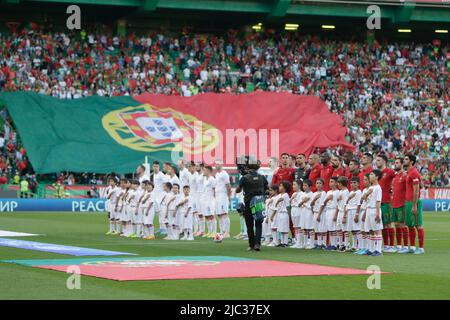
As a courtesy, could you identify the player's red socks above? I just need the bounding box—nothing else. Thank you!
[388,228,395,247]
[395,227,403,246]
[408,227,416,247]
[382,229,388,245]
[418,228,425,248]
[402,227,409,247]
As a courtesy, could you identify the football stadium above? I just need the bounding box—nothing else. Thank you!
[0,0,449,304]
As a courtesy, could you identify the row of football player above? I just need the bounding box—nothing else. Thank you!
[261,171,422,256]
[103,162,233,240]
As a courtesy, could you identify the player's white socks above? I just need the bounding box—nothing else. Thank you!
[344,232,349,248]
[149,225,154,237]
[136,224,142,236]
[281,233,288,245]
[375,235,383,252]
[211,217,217,234]
[271,230,278,245]
[193,214,198,233]
[300,230,306,247]
[109,222,114,232]
[337,231,343,247]
[199,216,205,234]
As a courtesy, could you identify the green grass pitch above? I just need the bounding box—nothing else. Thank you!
[0,211,450,300]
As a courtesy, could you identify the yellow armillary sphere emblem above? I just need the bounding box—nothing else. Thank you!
[102,103,220,154]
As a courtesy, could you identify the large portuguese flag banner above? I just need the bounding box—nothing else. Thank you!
[0,91,354,174]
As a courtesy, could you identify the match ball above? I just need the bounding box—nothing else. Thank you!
[214,233,223,243]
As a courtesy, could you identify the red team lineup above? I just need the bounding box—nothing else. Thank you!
[268,151,425,255]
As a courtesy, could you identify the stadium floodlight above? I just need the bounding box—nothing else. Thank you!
[285,23,299,31]
[435,29,448,34]
[398,29,412,33]
[252,23,262,31]
[321,25,335,29]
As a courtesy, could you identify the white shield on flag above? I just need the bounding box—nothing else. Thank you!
[136,117,184,141]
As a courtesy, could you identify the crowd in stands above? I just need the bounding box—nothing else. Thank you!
[0,25,448,188]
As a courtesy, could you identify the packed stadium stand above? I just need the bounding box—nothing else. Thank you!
[0,0,449,195]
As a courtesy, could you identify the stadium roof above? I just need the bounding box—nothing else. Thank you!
[0,0,449,23]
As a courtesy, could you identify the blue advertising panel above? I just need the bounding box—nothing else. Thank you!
[0,199,106,212]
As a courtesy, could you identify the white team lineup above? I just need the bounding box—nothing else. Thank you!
[103,157,385,256]
[104,159,233,241]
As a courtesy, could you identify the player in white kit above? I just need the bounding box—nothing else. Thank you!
[152,161,168,235]
[178,159,191,189]
[336,177,350,252]
[311,178,327,249]
[187,162,200,234]
[344,177,362,251]
[355,174,372,255]
[318,177,339,250]
[177,185,194,240]
[167,184,182,240]
[118,179,131,236]
[194,163,206,236]
[363,170,384,256]
[127,180,140,238]
[105,177,119,235]
[140,181,156,240]
[262,184,278,246]
[298,179,314,249]
[273,182,291,247]
[267,184,280,247]
[215,160,231,238]
[161,182,175,239]
[289,181,303,248]
[202,166,216,238]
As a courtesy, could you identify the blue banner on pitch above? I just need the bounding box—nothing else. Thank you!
[421,199,450,212]
[0,199,106,212]
[0,238,135,256]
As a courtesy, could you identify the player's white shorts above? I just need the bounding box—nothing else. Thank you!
[336,209,345,231]
[119,205,128,222]
[364,208,383,232]
[300,207,314,230]
[346,208,360,231]
[291,207,301,228]
[134,207,144,224]
[314,211,327,233]
[142,206,155,225]
[183,212,193,230]
[118,204,126,222]
[127,205,137,223]
[191,194,200,213]
[167,209,177,225]
[176,210,184,227]
[201,198,216,217]
[153,192,164,212]
[215,194,229,215]
[270,212,278,230]
[325,208,337,231]
[109,207,116,220]
[277,211,290,233]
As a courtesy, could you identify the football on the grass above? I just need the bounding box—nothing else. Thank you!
[214,233,223,243]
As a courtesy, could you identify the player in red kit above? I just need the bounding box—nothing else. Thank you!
[391,156,409,252]
[402,154,425,254]
[345,159,360,181]
[358,153,373,190]
[375,153,396,253]
[308,154,321,192]
[330,154,345,177]
[320,152,334,192]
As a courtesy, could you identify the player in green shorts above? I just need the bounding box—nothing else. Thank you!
[401,154,425,255]
[391,206,405,224]
[381,203,392,225]
[405,200,423,228]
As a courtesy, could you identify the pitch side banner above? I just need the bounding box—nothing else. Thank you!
[0,198,241,212]
[425,188,450,200]
[0,199,106,212]
[0,91,353,174]
[422,199,450,212]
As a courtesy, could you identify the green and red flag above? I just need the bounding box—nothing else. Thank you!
[0,91,353,174]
